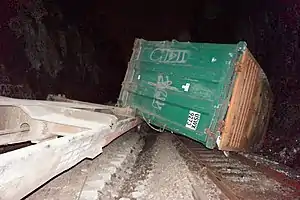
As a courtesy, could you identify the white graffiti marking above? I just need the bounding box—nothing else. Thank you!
[151,74,172,110]
[150,48,188,64]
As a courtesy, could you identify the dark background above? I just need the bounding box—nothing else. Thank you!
[0,0,299,170]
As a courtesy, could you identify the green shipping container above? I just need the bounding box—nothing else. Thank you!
[118,39,272,152]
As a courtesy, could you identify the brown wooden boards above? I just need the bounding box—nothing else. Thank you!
[220,49,273,151]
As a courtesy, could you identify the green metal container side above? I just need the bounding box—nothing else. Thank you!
[119,39,247,149]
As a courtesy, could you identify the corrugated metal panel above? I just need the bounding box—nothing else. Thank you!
[119,39,242,149]
[119,39,272,152]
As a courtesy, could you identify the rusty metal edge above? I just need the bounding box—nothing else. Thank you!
[232,153,300,196]
[175,136,242,200]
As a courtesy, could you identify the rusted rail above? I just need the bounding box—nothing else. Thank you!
[176,135,300,200]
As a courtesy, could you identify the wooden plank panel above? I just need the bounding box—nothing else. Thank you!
[219,52,247,148]
[220,49,272,151]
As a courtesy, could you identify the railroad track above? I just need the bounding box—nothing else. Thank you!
[24,131,300,200]
[175,135,300,200]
